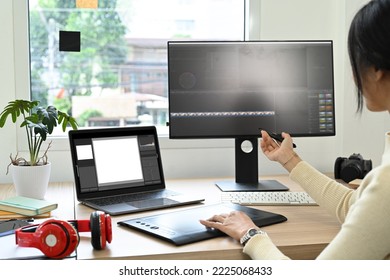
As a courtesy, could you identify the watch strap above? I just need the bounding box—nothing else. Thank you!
[240,228,266,246]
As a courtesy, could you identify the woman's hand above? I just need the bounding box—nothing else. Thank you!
[199,211,259,242]
[260,130,301,172]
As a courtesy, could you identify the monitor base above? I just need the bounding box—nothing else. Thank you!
[215,180,289,192]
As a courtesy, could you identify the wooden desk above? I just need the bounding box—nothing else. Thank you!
[0,175,341,260]
[74,175,341,260]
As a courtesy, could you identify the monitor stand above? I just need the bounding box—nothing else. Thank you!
[215,137,289,192]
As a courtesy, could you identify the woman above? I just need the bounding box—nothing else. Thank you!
[200,0,390,260]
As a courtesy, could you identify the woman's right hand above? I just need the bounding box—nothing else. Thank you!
[260,130,301,172]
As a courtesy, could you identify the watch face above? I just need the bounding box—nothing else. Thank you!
[248,228,258,236]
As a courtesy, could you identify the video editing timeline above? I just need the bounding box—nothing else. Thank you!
[170,88,335,134]
[170,92,333,135]
[169,87,334,136]
[170,111,275,118]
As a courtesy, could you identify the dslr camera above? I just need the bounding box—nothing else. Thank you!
[334,153,372,183]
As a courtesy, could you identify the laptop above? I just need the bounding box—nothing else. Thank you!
[68,126,204,215]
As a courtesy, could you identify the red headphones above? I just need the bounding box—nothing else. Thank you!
[15,211,112,259]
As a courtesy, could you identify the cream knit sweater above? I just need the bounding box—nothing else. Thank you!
[243,133,390,260]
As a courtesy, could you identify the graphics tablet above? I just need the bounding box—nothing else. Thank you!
[118,203,287,245]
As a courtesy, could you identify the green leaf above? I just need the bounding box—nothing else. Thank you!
[11,111,17,123]
[69,117,78,130]
[0,99,40,127]
[36,105,58,134]
[58,111,78,132]
[58,113,64,124]
[0,111,8,127]
[26,120,48,141]
[24,115,40,134]
[62,118,67,132]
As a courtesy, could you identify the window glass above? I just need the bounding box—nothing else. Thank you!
[28,0,245,135]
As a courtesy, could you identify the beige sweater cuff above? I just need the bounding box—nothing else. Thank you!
[243,233,290,260]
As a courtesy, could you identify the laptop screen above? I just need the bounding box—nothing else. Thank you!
[90,136,144,188]
[69,126,165,198]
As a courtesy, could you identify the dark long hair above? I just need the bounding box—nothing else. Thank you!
[348,0,390,112]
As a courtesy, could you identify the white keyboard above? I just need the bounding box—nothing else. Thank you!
[221,191,317,206]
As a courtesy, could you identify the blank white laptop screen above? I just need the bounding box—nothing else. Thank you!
[92,136,144,186]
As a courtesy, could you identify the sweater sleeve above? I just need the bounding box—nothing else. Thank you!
[243,232,291,260]
[315,163,390,259]
[289,161,355,223]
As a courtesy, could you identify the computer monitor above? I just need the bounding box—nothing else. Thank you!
[167,40,335,191]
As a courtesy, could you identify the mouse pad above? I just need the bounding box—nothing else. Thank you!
[118,203,287,245]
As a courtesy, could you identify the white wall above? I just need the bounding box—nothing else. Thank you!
[0,0,18,183]
[0,0,388,184]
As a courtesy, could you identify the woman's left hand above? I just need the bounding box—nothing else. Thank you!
[199,211,258,242]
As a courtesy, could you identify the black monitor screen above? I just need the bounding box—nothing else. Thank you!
[168,40,335,138]
[167,40,335,192]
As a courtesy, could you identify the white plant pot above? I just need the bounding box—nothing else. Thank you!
[10,162,51,200]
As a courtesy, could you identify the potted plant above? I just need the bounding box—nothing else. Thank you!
[0,99,78,199]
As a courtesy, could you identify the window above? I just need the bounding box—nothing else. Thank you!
[28,0,245,135]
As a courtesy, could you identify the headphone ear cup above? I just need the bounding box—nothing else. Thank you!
[90,211,112,250]
[90,211,106,250]
[34,220,79,259]
[105,214,112,244]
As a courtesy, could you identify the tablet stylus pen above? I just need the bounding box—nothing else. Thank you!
[259,128,297,148]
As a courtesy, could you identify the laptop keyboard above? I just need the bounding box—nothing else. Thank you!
[88,189,179,206]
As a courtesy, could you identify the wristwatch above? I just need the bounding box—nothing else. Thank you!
[240,228,266,246]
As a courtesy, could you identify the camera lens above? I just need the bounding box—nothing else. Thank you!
[340,164,362,183]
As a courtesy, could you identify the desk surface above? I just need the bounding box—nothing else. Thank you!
[0,175,342,260]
